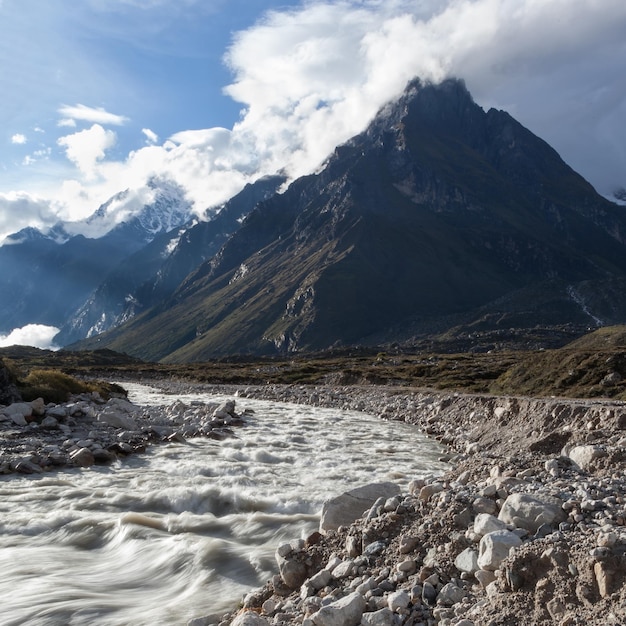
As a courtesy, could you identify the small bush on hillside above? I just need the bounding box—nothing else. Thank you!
[18,368,126,404]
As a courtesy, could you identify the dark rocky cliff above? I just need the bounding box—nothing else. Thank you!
[73,78,626,361]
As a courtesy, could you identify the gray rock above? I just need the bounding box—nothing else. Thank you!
[475,570,496,589]
[346,535,361,557]
[568,445,606,471]
[399,535,419,554]
[387,589,410,611]
[472,497,498,515]
[97,410,139,431]
[361,608,395,626]
[363,541,386,556]
[30,397,46,416]
[320,482,400,531]
[310,591,366,626]
[477,530,523,571]
[46,405,68,419]
[10,413,28,426]
[92,448,117,464]
[40,416,59,429]
[4,402,33,418]
[308,569,332,590]
[498,493,565,532]
[437,582,466,606]
[473,513,507,537]
[331,560,354,579]
[419,482,444,502]
[275,546,308,590]
[69,447,95,468]
[11,458,43,474]
[230,612,270,626]
[454,548,479,574]
[422,581,437,604]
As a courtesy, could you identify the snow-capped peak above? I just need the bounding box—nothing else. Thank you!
[64,177,194,240]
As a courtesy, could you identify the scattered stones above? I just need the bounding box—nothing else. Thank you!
[204,382,626,626]
[0,385,250,475]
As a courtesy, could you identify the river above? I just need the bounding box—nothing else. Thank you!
[0,382,447,625]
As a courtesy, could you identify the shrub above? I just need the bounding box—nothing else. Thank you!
[18,368,126,404]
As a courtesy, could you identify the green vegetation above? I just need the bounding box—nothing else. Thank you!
[1,353,127,404]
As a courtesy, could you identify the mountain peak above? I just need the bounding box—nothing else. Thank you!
[71,77,626,360]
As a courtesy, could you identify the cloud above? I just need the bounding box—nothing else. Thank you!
[11,133,27,144]
[0,324,60,350]
[220,0,626,194]
[0,192,57,243]
[142,128,158,144]
[57,124,117,179]
[5,0,625,243]
[58,103,129,126]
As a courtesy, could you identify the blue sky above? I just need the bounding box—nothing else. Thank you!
[1,0,297,191]
[1,0,626,246]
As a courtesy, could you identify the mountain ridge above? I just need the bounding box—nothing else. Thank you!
[70,78,626,360]
[0,179,194,335]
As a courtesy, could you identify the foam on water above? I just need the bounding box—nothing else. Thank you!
[0,382,447,625]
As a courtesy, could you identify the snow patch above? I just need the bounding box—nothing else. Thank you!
[567,286,603,327]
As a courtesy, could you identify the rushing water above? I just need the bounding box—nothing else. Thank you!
[0,383,447,626]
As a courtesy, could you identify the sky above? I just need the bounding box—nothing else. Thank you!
[1,0,625,250]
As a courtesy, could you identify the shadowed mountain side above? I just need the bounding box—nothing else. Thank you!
[55,176,284,345]
[70,78,626,361]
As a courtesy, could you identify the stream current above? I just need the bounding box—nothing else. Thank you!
[0,383,447,625]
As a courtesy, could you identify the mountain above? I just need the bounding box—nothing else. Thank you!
[71,78,626,361]
[0,179,193,335]
[54,175,284,345]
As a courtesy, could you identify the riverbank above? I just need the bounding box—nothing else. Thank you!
[3,377,626,624]
[0,387,249,475]
[190,382,626,626]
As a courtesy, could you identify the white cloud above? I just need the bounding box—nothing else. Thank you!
[0,324,60,350]
[11,133,27,144]
[4,0,625,243]
[219,0,626,194]
[57,124,117,179]
[58,103,129,126]
[0,191,57,243]
[142,128,158,144]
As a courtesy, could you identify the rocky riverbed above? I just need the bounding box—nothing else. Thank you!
[203,383,626,626]
[0,388,250,475]
[2,378,626,625]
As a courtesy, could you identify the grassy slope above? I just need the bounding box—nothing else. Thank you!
[6,326,626,402]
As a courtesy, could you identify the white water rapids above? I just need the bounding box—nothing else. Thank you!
[0,383,447,626]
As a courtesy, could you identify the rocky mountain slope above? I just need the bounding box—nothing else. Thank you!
[73,78,626,361]
[54,176,284,345]
[0,179,194,335]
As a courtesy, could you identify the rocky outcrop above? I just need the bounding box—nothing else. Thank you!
[0,390,251,475]
[0,362,21,405]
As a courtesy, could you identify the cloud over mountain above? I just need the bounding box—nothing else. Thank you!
[0,0,624,243]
